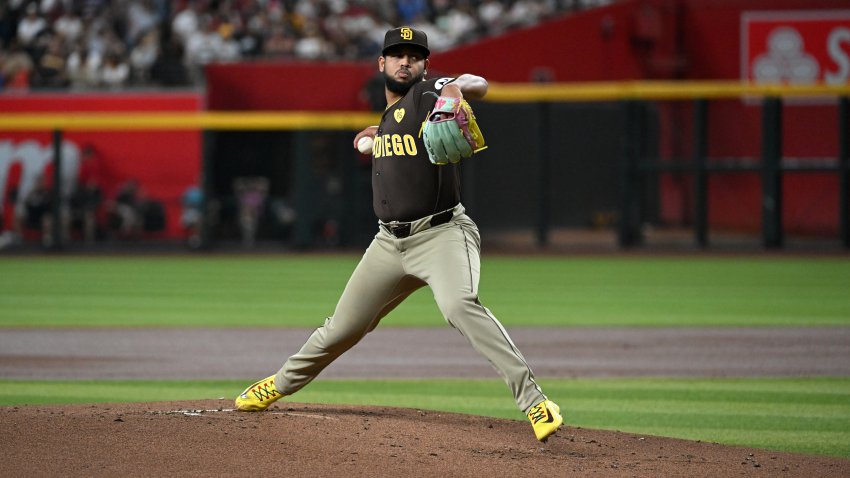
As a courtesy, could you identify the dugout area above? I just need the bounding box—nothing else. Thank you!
[203,100,632,249]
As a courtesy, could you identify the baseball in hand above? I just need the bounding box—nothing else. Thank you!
[357,136,374,154]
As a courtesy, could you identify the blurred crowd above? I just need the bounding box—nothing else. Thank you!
[0,0,611,90]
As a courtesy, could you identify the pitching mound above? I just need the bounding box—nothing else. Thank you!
[3,401,848,477]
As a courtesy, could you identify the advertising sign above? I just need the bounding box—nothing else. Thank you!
[742,10,850,84]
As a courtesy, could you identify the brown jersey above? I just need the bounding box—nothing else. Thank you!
[372,77,459,222]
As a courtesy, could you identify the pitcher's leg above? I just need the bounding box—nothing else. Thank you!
[277,237,424,395]
[407,218,547,413]
[441,294,546,413]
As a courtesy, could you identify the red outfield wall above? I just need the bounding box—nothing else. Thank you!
[0,93,202,239]
[206,62,374,111]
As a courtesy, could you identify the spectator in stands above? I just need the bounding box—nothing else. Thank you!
[477,0,506,35]
[17,3,46,47]
[233,176,268,248]
[100,50,129,88]
[126,0,161,47]
[86,23,125,60]
[0,0,596,90]
[71,145,104,244]
[409,13,450,51]
[436,2,479,48]
[23,172,55,248]
[263,23,295,59]
[149,35,190,86]
[172,0,203,45]
[396,0,429,24]
[107,178,144,239]
[294,19,332,60]
[363,9,395,53]
[0,40,34,90]
[240,7,270,57]
[505,0,553,30]
[39,0,64,19]
[32,34,69,88]
[66,39,101,89]
[129,28,159,84]
[78,0,109,19]
[184,14,224,80]
[180,184,203,248]
[54,8,84,46]
[214,13,242,63]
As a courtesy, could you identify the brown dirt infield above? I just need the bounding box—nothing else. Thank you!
[3,400,849,477]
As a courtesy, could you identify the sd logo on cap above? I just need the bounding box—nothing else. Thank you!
[382,26,430,58]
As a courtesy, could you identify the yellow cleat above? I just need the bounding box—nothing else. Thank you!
[235,375,284,411]
[527,399,563,442]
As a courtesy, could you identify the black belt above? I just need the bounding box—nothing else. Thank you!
[383,209,454,239]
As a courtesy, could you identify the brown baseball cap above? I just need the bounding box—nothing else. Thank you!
[382,26,430,58]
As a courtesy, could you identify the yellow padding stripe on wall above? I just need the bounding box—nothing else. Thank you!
[0,112,383,131]
[486,81,850,102]
[1,81,848,131]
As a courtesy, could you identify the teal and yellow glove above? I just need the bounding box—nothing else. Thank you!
[422,94,486,165]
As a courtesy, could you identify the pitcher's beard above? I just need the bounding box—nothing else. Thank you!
[384,70,425,95]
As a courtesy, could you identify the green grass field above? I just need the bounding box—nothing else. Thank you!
[1,255,848,327]
[1,255,849,458]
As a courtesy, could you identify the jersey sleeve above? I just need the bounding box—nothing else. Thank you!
[415,77,456,114]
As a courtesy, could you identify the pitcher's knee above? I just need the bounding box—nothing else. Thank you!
[437,295,482,326]
[316,315,371,349]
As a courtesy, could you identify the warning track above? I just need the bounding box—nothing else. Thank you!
[1,327,849,380]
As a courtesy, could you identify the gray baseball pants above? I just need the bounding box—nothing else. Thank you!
[275,204,547,414]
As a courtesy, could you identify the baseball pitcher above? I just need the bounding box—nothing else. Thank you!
[235,26,563,442]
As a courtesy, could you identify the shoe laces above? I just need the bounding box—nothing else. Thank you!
[528,403,549,425]
[249,380,280,401]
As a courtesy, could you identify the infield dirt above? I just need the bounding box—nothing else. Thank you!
[2,400,849,477]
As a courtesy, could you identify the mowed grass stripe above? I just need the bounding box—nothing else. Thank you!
[1,377,848,457]
[1,256,848,327]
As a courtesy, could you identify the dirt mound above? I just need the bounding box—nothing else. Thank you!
[2,401,848,477]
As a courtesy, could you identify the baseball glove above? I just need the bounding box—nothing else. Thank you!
[421,93,486,165]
